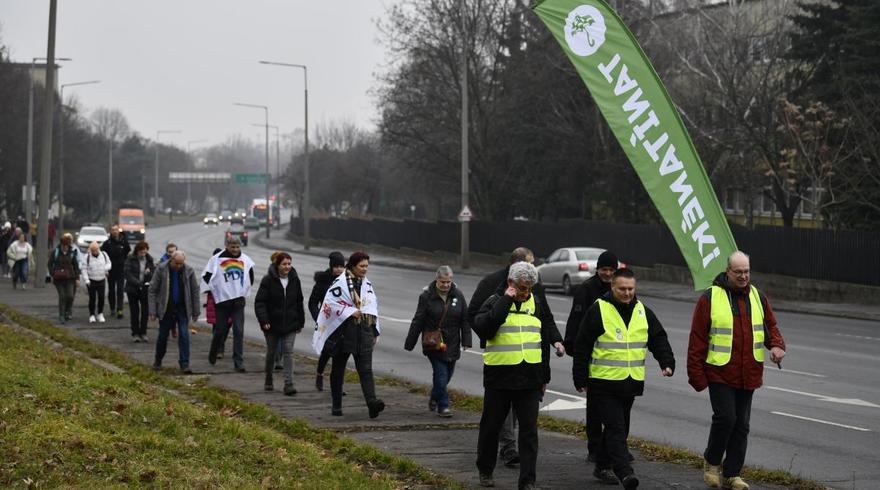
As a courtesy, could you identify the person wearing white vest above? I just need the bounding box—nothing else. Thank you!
[81,241,112,323]
[204,235,255,372]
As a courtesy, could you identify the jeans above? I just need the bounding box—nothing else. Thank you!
[476,387,541,487]
[87,279,106,315]
[127,289,149,336]
[155,305,191,368]
[264,331,296,386]
[211,301,245,368]
[12,259,28,285]
[107,270,125,312]
[54,280,76,320]
[593,393,636,480]
[428,356,456,410]
[705,383,754,477]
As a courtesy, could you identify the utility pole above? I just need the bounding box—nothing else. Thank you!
[460,0,470,269]
[35,0,58,288]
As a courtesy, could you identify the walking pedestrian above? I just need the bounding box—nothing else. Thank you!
[468,246,556,467]
[473,261,565,490]
[159,242,177,263]
[6,228,34,289]
[80,242,112,323]
[204,248,229,359]
[48,233,80,324]
[148,250,200,374]
[405,265,471,417]
[1,222,15,278]
[102,224,131,319]
[255,251,305,395]
[204,235,255,372]
[572,268,675,489]
[688,251,786,490]
[308,250,346,391]
[313,251,384,418]
[124,241,155,342]
[563,250,626,463]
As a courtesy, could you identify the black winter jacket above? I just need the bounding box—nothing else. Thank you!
[124,253,155,293]
[563,274,611,355]
[405,282,472,361]
[101,235,131,270]
[473,292,560,390]
[254,264,306,336]
[572,292,675,397]
[308,268,335,322]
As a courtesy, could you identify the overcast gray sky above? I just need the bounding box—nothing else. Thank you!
[1,0,396,147]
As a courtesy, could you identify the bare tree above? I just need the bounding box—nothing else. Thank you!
[90,107,130,143]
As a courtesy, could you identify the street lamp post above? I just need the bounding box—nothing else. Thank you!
[186,139,207,212]
[34,0,58,289]
[58,79,101,234]
[154,130,181,216]
[252,123,280,228]
[460,0,470,269]
[26,56,70,222]
[258,60,309,248]
[235,102,271,238]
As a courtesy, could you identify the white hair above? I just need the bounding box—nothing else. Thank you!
[508,261,538,285]
[727,250,750,267]
[436,265,453,278]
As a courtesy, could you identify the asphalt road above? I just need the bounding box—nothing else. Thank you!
[152,221,879,489]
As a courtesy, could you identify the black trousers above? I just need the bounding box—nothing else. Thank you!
[705,383,754,477]
[586,389,602,456]
[107,270,125,312]
[127,288,149,335]
[316,350,332,374]
[476,387,541,487]
[87,279,106,315]
[592,393,635,480]
[330,347,377,410]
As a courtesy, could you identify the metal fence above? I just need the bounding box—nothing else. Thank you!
[291,218,880,286]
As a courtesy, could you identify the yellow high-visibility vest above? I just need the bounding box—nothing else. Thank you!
[483,295,543,366]
[590,299,649,381]
[707,285,765,366]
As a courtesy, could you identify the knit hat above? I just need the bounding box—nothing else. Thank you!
[596,250,619,270]
[329,251,345,268]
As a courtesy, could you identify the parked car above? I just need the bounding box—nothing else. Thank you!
[537,247,624,295]
[243,216,260,230]
[75,225,109,253]
[225,223,248,246]
[219,209,234,222]
[203,213,220,225]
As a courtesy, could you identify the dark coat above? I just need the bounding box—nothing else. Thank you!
[148,262,201,320]
[308,268,335,322]
[405,282,472,361]
[335,275,379,355]
[473,292,559,390]
[101,235,131,270]
[254,264,306,336]
[124,252,155,293]
[48,245,81,283]
[563,274,611,355]
[572,292,675,397]
[687,272,785,392]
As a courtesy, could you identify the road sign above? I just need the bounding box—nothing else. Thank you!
[234,173,268,185]
[458,205,473,222]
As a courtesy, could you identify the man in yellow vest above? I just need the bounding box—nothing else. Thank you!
[473,261,564,490]
[572,268,675,489]
[687,251,786,490]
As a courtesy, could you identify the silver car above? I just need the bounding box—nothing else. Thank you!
[537,247,609,295]
[75,225,109,253]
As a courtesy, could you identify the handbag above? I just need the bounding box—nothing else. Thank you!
[421,301,449,352]
[51,251,72,281]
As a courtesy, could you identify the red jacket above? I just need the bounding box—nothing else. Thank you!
[687,273,786,392]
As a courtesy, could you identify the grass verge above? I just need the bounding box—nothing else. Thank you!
[0,304,463,489]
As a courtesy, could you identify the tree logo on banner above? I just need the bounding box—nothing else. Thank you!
[564,5,606,57]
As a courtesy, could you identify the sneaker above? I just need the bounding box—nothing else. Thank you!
[368,399,385,419]
[140,334,148,342]
[593,468,618,485]
[283,384,297,396]
[181,367,193,375]
[502,451,520,467]
[315,373,324,391]
[620,473,639,490]
[478,472,495,487]
[428,398,437,412]
[20,283,26,290]
[703,461,722,488]
[89,315,96,323]
[438,408,453,418]
[132,335,141,343]
[152,363,161,371]
[97,313,106,323]
[722,476,750,490]
[235,366,246,373]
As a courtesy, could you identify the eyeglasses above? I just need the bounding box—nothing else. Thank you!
[513,283,533,293]
[729,269,750,277]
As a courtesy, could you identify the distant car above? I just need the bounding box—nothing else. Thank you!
[537,247,624,295]
[75,225,109,253]
[203,213,219,226]
[234,208,247,220]
[225,224,248,246]
[219,209,234,222]
[243,216,260,230]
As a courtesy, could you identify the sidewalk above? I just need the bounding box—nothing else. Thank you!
[256,231,880,323]
[0,274,788,489]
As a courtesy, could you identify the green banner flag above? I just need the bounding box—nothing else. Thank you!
[532,0,737,289]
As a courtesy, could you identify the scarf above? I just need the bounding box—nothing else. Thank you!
[312,270,379,354]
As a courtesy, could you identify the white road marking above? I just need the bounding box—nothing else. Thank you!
[835,333,880,342]
[771,411,872,432]
[542,398,586,411]
[545,389,585,401]
[546,295,570,303]
[766,386,880,408]
[379,315,411,323]
[766,368,827,378]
